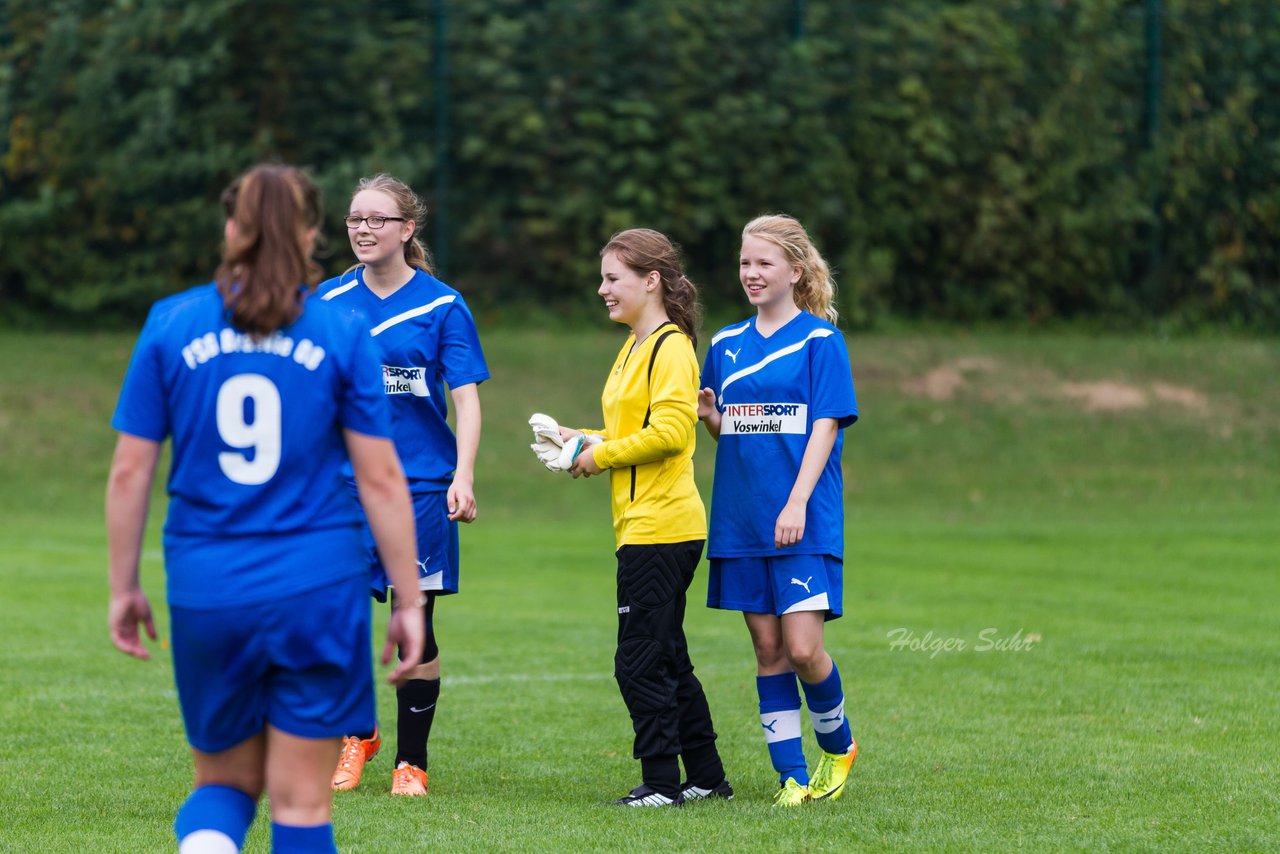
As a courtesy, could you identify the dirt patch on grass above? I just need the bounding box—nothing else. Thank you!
[1059,381,1149,412]
[1057,380,1209,413]
[900,357,999,401]
[900,357,1211,415]
[1151,382,1209,412]
[952,356,1001,373]
[903,366,966,401]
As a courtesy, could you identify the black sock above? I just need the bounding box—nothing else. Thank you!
[680,741,726,789]
[640,755,681,799]
[395,678,440,770]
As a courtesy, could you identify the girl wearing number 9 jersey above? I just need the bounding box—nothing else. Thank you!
[106,164,424,854]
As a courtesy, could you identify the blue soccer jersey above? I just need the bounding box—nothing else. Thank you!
[319,267,489,490]
[701,311,858,559]
[111,283,393,605]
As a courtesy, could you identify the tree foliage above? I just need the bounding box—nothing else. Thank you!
[2,0,1277,329]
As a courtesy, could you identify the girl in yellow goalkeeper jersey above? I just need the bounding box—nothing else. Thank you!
[560,228,732,807]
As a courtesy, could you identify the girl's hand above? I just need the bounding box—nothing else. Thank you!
[108,589,157,660]
[698,388,723,440]
[697,388,716,420]
[384,605,426,685]
[570,446,604,479]
[447,477,477,523]
[774,499,807,548]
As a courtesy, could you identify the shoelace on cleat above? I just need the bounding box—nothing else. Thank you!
[393,764,423,781]
[392,763,426,793]
[812,751,850,790]
[337,737,364,769]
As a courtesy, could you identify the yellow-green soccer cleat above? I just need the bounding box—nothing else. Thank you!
[772,776,810,807]
[808,739,858,801]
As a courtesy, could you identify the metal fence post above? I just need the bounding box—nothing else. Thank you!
[1143,0,1164,292]
[434,0,451,277]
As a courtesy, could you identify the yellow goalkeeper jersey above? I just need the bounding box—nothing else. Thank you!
[584,322,707,548]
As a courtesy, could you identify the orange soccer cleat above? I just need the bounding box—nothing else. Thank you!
[391,761,429,796]
[331,728,381,792]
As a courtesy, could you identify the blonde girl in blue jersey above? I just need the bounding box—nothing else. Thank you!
[107,163,424,854]
[698,214,859,807]
[561,228,732,807]
[319,175,489,797]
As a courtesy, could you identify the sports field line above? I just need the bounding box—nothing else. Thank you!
[444,664,740,686]
[445,671,612,686]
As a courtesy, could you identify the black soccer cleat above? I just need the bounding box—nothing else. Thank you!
[679,778,735,801]
[611,784,685,807]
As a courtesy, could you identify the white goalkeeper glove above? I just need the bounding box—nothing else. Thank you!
[528,413,601,473]
[528,412,563,446]
[531,433,584,472]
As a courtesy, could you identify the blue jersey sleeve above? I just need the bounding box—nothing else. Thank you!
[438,299,489,389]
[338,316,394,439]
[112,305,171,441]
[810,331,858,428]
[700,342,721,403]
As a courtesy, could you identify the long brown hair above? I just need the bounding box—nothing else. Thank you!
[601,228,701,347]
[353,174,433,274]
[216,164,323,336]
[742,214,838,325]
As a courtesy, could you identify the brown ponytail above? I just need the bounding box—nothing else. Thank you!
[216,164,323,337]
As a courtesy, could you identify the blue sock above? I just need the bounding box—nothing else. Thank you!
[800,661,854,755]
[271,822,337,854]
[174,784,256,852]
[757,672,808,786]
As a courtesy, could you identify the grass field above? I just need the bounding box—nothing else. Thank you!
[0,327,1277,852]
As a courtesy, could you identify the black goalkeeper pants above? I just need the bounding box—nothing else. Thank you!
[614,540,722,787]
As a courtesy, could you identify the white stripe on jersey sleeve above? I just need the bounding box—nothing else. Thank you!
[321,280,360,300]
[370,295,456,337]
[710,321,751,347]
[717,328,835,405]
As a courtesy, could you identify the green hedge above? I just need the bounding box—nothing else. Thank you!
[2,0,1277,328]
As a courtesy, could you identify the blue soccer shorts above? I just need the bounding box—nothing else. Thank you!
[707,553,844,620]
[362,489,459,602]
[170,572,376,753]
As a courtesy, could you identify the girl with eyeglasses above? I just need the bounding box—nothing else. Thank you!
[318,174,488,797]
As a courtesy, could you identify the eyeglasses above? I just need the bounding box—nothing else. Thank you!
[344,215,407,230]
